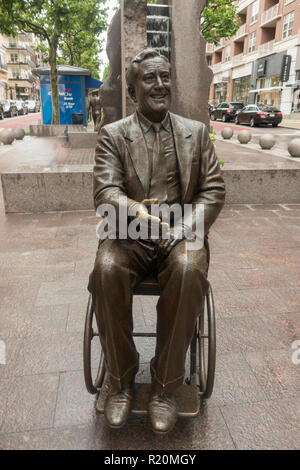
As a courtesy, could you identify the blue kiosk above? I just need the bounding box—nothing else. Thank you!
[33,65,102,126]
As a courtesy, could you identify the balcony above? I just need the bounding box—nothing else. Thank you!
[206,43,214,54]
[233,23,247,41]
[6,43,34,55]
[237,0,253,14]
[232,53,244,66]
[261,4,281,28]
[7,59,35,68]
[258,39,275,56]
[212,62,222,73]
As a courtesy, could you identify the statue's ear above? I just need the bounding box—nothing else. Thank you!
[128,85,137,103]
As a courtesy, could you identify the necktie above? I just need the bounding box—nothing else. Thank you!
[150,123,168,204]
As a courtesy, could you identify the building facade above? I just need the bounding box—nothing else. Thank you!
[207,0,300,115]
[0,35,8,101]
[0,32,42,102]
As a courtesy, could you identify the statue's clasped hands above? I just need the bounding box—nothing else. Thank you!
[135,198,170,234]
[135,199,186,256]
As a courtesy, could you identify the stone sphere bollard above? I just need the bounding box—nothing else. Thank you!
[0,129,14,145]
[221,127,233,140]
[238,130,251,144]
[259,134,275,150]
[12,127,25,140]
[288,138,300,158]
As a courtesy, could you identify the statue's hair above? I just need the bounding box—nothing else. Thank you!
[126,49,170,88]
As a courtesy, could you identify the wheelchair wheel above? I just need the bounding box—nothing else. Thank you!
[83,295,106,394]
[197,284,216,399]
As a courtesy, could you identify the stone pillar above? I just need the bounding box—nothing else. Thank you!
[170,0,212,128]
[123,0,147,117]
[100,8,122,126]
[101,0,147,126]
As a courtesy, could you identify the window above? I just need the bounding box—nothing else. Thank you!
[10,54,18,63]
[282,12,294,39]
[251,0,259,24]
[248,31,256,53]
[225,46,231,62]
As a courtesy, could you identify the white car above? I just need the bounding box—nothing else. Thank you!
[26,100,40,113]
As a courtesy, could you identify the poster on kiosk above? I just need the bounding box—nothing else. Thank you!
[40,73,86,125]
[38,66,102,126]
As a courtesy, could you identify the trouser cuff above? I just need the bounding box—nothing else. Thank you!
[150,361,184,395]
[107,358,139,392]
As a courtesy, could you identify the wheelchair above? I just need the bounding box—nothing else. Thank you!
[83,271,216,417]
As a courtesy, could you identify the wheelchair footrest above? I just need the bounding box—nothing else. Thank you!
[96,377,200,417]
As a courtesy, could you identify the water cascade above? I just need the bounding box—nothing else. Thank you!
[146,3,171,60]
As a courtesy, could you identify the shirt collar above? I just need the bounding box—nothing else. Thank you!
[137,111,170,134]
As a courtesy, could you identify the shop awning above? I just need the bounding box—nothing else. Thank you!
[85,76,103,89]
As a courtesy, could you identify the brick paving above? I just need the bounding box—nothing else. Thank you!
[0,191,299,449]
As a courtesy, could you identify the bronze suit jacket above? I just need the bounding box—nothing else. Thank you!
[93,112,226,236]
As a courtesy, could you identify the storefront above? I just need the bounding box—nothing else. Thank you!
[256,75,282,107]
[214,81,228,104]
[232,76,251,104]
[249,52,286,107]
[292,48,300,113]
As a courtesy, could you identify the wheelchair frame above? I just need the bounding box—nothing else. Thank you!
[83,280,216,404]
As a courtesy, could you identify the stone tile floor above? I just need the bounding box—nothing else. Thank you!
[0,195,299,449]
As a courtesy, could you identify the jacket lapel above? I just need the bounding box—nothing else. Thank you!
[124,112,149,197]
[169,113,194,202]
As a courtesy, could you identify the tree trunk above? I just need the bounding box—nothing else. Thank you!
[49,35,59,125]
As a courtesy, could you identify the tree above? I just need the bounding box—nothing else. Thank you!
[102,63,110,82]
[0,0,108,124]
[201,0,240,45]
[58,31,104,79]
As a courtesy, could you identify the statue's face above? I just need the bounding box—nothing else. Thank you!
[131,56,171,122]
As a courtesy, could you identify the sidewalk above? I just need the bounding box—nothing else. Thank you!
[0,182,299,448]
[281,119,300,130]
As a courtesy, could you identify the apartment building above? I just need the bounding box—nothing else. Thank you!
[0,32,40,101]
[0,35,8,101]
[207,0,300,115]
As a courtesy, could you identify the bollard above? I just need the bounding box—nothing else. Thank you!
[238,130,251,144]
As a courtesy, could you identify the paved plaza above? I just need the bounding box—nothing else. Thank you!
[0,176,299,449]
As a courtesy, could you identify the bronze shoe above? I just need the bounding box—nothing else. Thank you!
[148,392,178,434]
[104,383,134,429]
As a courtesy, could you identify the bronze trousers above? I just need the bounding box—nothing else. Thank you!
[88,238,209,394]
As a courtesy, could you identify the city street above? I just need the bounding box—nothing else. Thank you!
[0,113,41,131]
[210,119,300,136]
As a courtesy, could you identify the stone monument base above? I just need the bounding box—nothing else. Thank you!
[0,135,300,213]
[67,132,98,149]
[30,124,84,137]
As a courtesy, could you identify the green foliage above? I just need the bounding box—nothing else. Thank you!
[201,0,240,45]
[209,131,216,142]
[102,63,110,82]
[0,0,109,123]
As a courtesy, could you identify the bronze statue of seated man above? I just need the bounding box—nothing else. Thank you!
[88,49,225,434]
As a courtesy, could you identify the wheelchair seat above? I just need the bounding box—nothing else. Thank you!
[133,274,161,296]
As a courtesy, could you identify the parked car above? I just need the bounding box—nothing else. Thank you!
[2,100,18,118]
[15,100,28,115]
[234,104,282,127]
[26,100,40,113]
[210,102,244,122]
[0,102,4,120]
